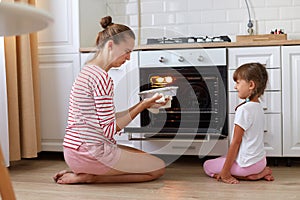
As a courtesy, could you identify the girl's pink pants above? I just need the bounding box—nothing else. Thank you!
[203,156,266,177]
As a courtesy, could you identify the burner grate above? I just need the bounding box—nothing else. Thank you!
[146,36,231,44]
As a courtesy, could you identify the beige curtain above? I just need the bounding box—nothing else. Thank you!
[4,0,41,161]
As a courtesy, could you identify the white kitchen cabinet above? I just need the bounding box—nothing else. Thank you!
[108,51,141,148]
[80,51,141,148]
[228,47,281,70]
[282,46,300,156]
[36,0,80,54]
[228,46,282,156]
[39,54,80,151]
[0,37,9,166]
[80,52,140,121]
[228,92,281,114]
[80,52,130,112]
[228,113,282,157]
[37,0,80,151]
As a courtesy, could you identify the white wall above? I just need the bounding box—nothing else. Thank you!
[79,0,107,47]
[0,37,10,167]
[100,0,300,44]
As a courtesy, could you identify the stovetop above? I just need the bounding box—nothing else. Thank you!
[146,36,231,45]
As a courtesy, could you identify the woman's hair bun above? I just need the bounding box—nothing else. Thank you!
[100,16,113,29]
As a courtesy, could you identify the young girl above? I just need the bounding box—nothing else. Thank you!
[203,62,274,184]
[53,16,168,184]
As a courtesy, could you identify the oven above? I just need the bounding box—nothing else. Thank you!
[125,43,229,156]
[138,54,227,137]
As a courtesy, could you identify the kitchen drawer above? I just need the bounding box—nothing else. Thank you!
[228,46,281,69]
[228,91,281,114]
[139,48,226,67]
[228,113,282,156]
[141,139,228,156]
[228,68,281,91]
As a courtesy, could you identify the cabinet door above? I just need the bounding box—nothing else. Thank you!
[228,68,281,91]
[228,46,282,156]
[124,52,140,128]
[263,114,282,156]
[109,52,140,147]
[229,114,281,156]
[0,37,9,166]
[36,0,79,54]
[39,54,80,151]
[228,91,281,114]
[228,46,281,69]
[109,63,128,113]
[80,52,141,146]
[80,52,139,115]
[282,46,300,156]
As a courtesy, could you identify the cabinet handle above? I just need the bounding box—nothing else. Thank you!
[172,146,196,150]
[198,55,204,62]
[263,107,267,110]
[178,56,184,62]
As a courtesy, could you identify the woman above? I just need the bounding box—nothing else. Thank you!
[53,16,167,184]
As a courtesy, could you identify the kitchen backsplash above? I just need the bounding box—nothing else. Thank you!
[82,0,300,46]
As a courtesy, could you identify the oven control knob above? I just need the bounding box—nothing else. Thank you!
[159,56,165,63]
[178,56,184,62]
[198,55,204,62]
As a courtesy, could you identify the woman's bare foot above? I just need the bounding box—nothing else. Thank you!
[246,167,274,181]
[53,170,95,184]
[53,170,72,182]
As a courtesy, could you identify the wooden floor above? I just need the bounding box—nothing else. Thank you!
[6,153,300,200]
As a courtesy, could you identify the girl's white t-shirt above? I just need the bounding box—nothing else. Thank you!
[232,102,266,167]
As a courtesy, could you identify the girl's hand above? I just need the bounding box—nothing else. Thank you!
[216,172,239,184]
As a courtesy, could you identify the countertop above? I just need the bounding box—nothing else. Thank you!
[79,39,300,53]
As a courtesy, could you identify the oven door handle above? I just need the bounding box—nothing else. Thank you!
[127,133,222,142]
[172,145,196,150]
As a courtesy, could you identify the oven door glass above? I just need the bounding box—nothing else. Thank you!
[139,66,227,137]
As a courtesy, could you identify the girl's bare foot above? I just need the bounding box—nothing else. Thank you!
[246,167,274,181]
[53,170,95,184]
[263,174,275,181]
[220,175,239,184]
[214,174,240,184]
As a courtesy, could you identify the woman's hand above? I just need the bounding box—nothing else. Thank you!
[142,93,170,109]
[116,94,170,131]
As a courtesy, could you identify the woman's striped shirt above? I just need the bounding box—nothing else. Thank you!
[63,65,117,150]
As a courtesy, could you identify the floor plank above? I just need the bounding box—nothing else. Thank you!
[6,153,300,200]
